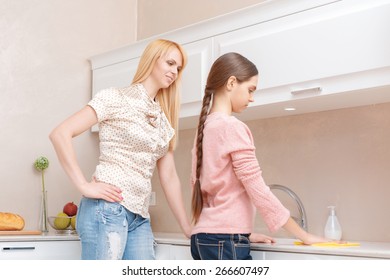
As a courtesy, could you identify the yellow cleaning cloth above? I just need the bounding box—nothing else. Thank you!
[294,241,360,247]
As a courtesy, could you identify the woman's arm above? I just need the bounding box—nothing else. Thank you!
[157,151,192,238]
[49,106,122,202]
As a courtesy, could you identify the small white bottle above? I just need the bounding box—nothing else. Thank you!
[324,206,342,240]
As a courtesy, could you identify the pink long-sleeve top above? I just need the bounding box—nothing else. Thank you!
[191,112,290,235]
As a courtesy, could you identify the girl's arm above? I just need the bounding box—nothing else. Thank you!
[282,217,329,244]
[157,151,192,238]
[49,106,122,202]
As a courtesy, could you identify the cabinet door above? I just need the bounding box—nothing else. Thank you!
[214,2,390,120]
[250,250,265,260]
[215,2,390,91]
[179,39,213,129]
[155,244,192,260]
[90,58,140,131]
[0,240,81,260]
[92,58,139,95]
[169,244,192,260]
[155,243,171,260]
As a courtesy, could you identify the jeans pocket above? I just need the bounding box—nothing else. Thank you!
[99,200,126,227]
[101,201,124,216]
[233,234,252,260]
[197,240,224,260]
[195,234,225,260]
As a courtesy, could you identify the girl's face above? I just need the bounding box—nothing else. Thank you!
[151,47,183,89]
[230,75,258,113]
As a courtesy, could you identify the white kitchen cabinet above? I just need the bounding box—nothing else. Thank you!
[92,58,139,97]
[215,2,390,92]
[179,39,213,128]
[155,243,192,260]
[250,250,265,260]
[89,0,390,130]
[91,57,140,132]
[0,240,81,260]
[214,0,390,122]
[155,243,171,260]
[169,244,193,260]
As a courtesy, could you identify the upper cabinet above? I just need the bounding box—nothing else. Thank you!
[91,57,140,132]
[214,0,390,123]
[179,39,213,129]
[89,0,390,130]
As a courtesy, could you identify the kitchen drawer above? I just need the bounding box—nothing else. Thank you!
[0,240,81,260]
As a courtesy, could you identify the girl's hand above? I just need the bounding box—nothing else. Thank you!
[79,178,123,202]
[301,233,330,245]
[249,233,276,244]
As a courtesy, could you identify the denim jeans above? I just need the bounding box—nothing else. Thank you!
[191,233,252,260]
[76,197,155,260]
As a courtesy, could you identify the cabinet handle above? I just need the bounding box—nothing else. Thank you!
[2,246,36,251]
[291,87,322,95]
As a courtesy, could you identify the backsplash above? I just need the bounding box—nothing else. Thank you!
[150,102,390,242]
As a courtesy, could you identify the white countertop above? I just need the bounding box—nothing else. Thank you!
[0,231,80,242]
[153,232,390,259]
[2,231,389,259]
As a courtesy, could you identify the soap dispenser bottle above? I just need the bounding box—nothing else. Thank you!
[324,206,342,240]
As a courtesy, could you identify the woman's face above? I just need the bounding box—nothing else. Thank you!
[230,75,258,113]
[151,47,183,89]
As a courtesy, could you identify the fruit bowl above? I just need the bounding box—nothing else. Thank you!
[48,216,77,235]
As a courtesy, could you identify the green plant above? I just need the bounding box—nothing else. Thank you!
[34,156,49,231]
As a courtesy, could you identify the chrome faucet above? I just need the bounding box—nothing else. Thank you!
[269,184,308,231]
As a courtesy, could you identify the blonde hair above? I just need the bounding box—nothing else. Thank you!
[132,39,187,150]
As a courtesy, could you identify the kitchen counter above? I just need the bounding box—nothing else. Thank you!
[154,232,390,259]
[0,231,80,242]
[2,231,388,259]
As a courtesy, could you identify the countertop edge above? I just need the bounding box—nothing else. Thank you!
[0,232,80,242]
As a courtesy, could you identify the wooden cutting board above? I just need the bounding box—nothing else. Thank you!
[0,230,42,235]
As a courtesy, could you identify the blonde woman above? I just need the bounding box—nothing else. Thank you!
[50,39,191,260]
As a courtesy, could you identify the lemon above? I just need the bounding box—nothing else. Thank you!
[54,212,70,230]
[70,216,76,230]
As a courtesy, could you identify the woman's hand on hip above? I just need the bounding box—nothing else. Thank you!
[78,178,123,202]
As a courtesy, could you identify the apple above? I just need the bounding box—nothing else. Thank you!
[63,202,78,216]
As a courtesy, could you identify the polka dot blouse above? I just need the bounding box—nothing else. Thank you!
[88,83,174,218]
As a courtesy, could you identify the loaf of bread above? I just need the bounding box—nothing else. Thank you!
[0,212,25,231]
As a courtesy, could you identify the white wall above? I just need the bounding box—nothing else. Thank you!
[0,0,137,230]
[137,0,266,39]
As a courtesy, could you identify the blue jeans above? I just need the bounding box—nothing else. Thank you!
[76,197,155,260]
[191,233,252,260]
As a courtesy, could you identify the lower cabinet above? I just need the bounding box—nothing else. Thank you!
[0,240,81,260]
[155,244,192,260]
